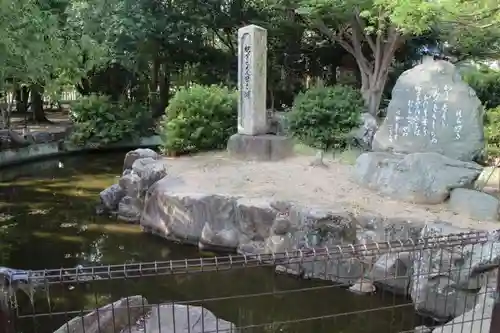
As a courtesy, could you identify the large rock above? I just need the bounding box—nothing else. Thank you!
[434,286,495,333]
[130,158,168,194]
[99,184,125,211]
[54,296,147,333]
[124,303,237,333]
[409,222,500,320]
[350,113,379,150]
[448,188,500,221]
[141,178,362,283]
[271,205,361,284]
[357,216,424,295]
[354,152,483,204]
[141,176,283,249]
[235,198,277,244]
[55,297,236,333]
[123,148,158,171]
[373,60,485,162]
[141,185,239,247]
[114,157,168,222]
[451,231,500,290]
[117,196,142,222]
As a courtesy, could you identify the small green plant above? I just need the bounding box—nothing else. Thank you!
[69,94,152,147]
[159,84,237,154]
[463,67,500,109]
[485,106,500,161]
[288,85,364,152]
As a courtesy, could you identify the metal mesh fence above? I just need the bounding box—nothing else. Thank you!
[1,230,498,333]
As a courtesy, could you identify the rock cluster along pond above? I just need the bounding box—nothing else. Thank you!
[100,148,500,331]
[354,59,500,221]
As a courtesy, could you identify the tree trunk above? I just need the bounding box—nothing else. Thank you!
[349,22,399,116]
[149,57,160,115]
[15,86,29,114]
[153,64,170,118]
[312,14,403,116]
[76,78,91,96]
[360,77,386,116]
[30,84,49,123]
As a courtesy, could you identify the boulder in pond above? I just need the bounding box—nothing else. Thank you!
[409,222,500,320]
[433,286,495,333]
[99,183,125,211]
[114,157,167,221]
[130,157,168,194]
[372,59,484,162]
[123,148,158,171]
[367,252,413,295]
[123,303,237,333]
[355,216,423,295]
[117,196,142,222]
[54,295,147,333]
[353,152,483,204]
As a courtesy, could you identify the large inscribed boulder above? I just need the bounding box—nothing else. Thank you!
[373,60,484,161]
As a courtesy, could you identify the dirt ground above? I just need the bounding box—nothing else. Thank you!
[160,150,500,231]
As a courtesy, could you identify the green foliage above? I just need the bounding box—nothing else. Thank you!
[159,84,237,154]
[485,106,500,159]
[0,0,63,87]
[69,94,151,146]
[462,67,500,109]
[288,85,364,150]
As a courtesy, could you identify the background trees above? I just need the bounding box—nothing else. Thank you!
[1,0,500,136]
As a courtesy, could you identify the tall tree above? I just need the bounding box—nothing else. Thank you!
[0,0,66,126]
[292,0,500,116]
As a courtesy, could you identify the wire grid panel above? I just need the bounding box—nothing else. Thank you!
[1,230,498,333]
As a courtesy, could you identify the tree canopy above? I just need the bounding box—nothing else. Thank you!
[1,0,500,123]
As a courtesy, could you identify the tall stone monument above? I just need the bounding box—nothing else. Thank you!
[227,24,293,161]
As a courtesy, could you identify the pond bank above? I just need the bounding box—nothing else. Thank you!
[0,153,418,333]
[0,135,161,168]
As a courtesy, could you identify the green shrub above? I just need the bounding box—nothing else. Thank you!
[485,106,500,160]
[463,67,500,109]
[159,84,237,154]
[69,94,152,146]
[288,85,364,151]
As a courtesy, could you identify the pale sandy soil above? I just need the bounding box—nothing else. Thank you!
[160,150,500,231]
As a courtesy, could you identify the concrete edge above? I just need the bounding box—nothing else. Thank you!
[0,135,162,168]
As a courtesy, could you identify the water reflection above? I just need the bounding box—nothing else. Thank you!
[0,152,418,333]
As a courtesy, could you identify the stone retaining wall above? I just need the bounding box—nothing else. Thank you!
[99,148,499,331]
[0,135,161,168]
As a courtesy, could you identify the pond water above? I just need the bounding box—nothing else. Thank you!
[0,152,419,333]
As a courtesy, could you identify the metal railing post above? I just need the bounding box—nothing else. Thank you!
[0,304,12,333]
[489,264,500,333]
